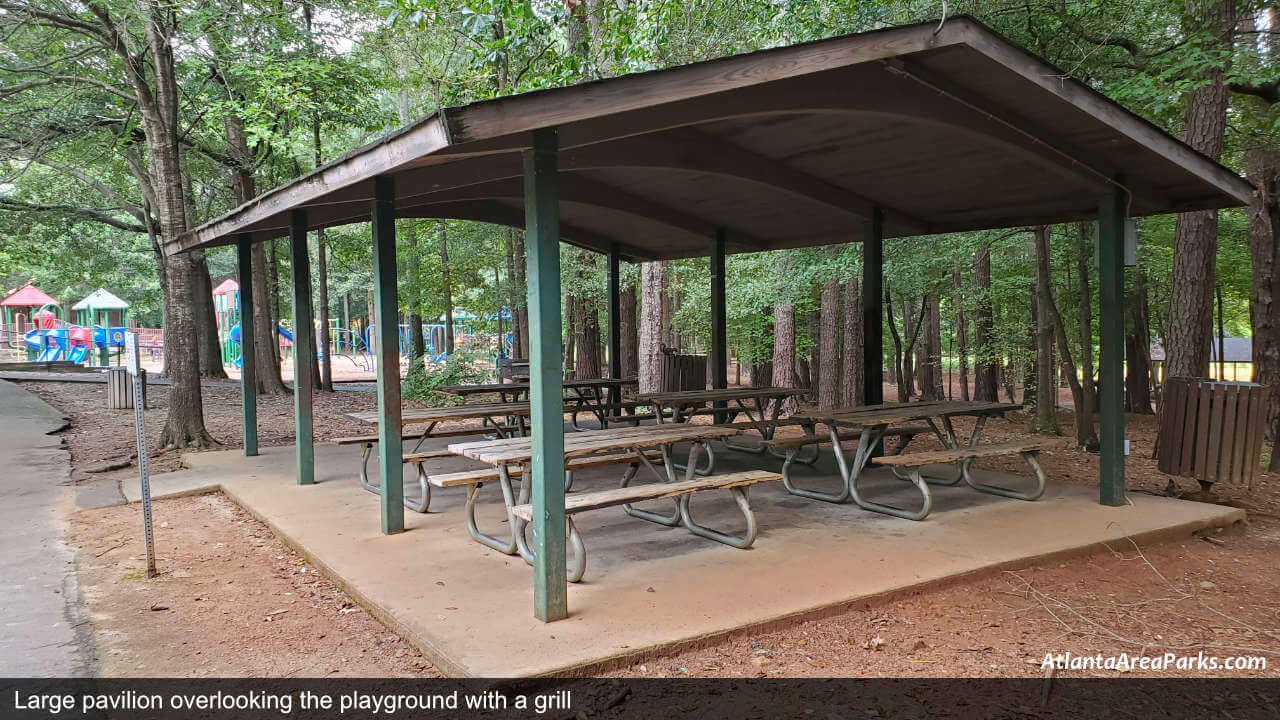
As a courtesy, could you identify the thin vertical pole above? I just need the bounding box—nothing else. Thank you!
[606,245,622,414]
[711,229,728,422]
[372,176,405,534]
[237,233,258,457]
[862,208,884,406]
[290,211,315,484]
[1098,187,1127,506]
[525,128,567,622]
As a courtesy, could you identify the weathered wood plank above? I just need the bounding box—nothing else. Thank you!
[509,470,782,521]
[873,440,1059,467]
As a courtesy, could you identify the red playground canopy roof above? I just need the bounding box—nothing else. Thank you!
[211,278,239,296]
[1,282,58,308]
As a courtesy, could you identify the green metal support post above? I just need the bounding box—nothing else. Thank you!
[372,176,405,534]
[711,229,728,422]
[606,245,622,414]
[862,208,884,406]
[1097,187,1127,506]
[525,128,568,622]
[237,233,258,457]
[290,210,315,484]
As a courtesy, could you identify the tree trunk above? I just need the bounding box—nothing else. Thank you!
[620,284,639,380]
[1033,227,1099,447]
[1025,285,1039,406]
[841,275,864,407]
[1126,271,1155,415]
[564,294,578,373]
[224,95,287,394]
[638,262,665,393]
[1164,0,1235,381]
[1246,147,1280,469]
[954,263,970,401]
[514,231,529,357]
[901,298,917,398]
[575,294,602,379]
[191,252,227,378]
[439,221,454,355]
[818,275,841,408]
[505,230,523,358]
[919,294,943,401]
[316,228,333,391]
[1031,226,1061,435]
[1074,223,1099,416]
[772,302,798,415]
[973,247,1000,401]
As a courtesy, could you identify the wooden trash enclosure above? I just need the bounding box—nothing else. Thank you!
[661,350,707,393]
[1157,378,1268,489]
[106,367,147,410]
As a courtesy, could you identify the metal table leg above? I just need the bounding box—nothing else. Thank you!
[679,486,758,548]
[846,424,933,520]
[621,443,689,526]
[961,450,1047,501]
[464,464,521,555]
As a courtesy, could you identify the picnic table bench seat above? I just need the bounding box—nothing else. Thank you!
[872,439,1054,504]
[333,425,519,513]
[509,469,783,583]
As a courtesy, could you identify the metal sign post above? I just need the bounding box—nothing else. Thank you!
[124,332,157,578]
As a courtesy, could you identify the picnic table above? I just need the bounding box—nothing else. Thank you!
[447,424,781,582]
[779,400,1033,520]
[634,387,811,474]
[436,377,636,430]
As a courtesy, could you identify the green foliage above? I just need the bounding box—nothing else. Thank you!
[401,348,492,405]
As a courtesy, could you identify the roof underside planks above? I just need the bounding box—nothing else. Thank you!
[171,16,1254,263]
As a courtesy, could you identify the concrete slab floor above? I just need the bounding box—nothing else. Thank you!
[128,438,1246,677]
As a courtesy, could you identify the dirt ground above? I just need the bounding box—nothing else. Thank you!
[68,493,437,677]
[20,375,1280,678]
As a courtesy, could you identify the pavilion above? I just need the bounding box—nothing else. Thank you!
[171,16,1254,622]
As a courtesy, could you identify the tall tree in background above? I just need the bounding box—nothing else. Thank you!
[817,255,841,408]
[841,274,864,407]
[638,262,665,393]
[972,246,1000,402]
[1164,0,1236,380]
[1029,225,1059,430]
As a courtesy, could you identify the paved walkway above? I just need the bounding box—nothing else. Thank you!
[0,380,94,676]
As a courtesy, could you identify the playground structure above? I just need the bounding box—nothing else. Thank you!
[1,283,130,365]
[212,274,503,374]
[213,278,295,369]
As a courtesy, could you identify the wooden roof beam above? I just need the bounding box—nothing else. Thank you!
[398,176,770,251]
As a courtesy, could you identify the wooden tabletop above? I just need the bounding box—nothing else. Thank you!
[344,401,539,426]
[802,401,1021,425]
[437,378,633,396]
[450,424,740,465]
[636,387,804,405]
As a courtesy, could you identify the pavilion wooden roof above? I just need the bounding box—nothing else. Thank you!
[171,16,1254,263]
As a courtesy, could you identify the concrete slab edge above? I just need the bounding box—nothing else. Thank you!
[130,481,1249,679]
[533,505,1249,678]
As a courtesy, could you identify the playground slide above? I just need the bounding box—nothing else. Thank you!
[66,346,88,364]
[37,346,61,362]
[23,328,41,351]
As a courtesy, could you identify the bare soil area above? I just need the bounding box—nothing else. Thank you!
[68,493,438,677]
[21,376,1280,678]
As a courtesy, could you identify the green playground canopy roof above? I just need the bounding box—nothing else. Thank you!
[71,288,130,311]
